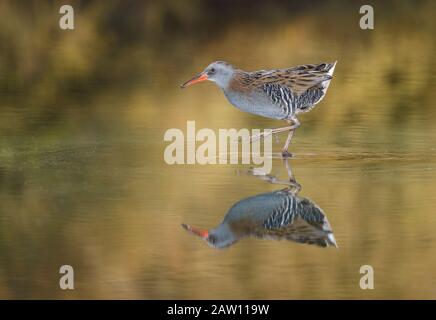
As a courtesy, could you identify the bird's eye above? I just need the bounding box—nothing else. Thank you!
[209,68,216,74]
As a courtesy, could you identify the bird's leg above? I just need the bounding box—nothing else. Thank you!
[246,122,297,143]
[281,118,300,158]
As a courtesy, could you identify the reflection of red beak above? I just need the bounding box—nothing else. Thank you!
[180,73,208,89]
[181,224,209,238]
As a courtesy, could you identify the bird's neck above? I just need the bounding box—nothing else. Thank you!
[225,69,252,93]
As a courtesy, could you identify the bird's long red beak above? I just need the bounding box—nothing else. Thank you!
[180,73,208,89]
[181,223,209,238]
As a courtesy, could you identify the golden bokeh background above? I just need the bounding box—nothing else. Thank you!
[0,0,435,299]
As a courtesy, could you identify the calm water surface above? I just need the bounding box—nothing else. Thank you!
[0,1,436,299]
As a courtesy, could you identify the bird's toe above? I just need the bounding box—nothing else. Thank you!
[281,150,293,158]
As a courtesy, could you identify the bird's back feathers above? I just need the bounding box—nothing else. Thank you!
[229,62,337,117]
[249,62,336,96]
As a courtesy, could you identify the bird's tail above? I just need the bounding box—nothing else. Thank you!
[326,232,338,248]
[327,61,337,77]
[298,61,337,113]
[323,61,337,90]
[317,61,337,100]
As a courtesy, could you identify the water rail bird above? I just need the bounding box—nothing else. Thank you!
[182,189,337,249]
[181,61,337,157]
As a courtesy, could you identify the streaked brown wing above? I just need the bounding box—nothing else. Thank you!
[250,62,335,96]
[252,195,337,248]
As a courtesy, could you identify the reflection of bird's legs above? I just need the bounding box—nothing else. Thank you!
[283,157,301,194]
[246,170,291,186]
[244,157,301,193]
[282,118,300,158]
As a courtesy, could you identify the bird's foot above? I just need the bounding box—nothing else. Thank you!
[281,150,293,158]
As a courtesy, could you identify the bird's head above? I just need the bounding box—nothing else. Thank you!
[180,61,235,90]
[181,223,237,249]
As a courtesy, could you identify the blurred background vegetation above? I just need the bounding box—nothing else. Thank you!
[0,0,435,299]
[0,0,435,153]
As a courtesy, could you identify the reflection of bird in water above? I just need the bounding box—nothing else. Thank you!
[181,61,337,157]
[182,159,337,249]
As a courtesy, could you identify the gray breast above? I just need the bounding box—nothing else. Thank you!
[223,88,288,120]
